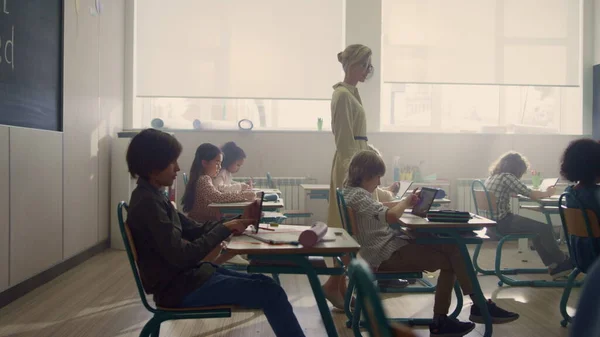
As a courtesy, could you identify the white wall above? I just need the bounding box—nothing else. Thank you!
[595,0,600,65]
[0,0,124,292]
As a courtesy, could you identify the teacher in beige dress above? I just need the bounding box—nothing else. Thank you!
[322,44,374,309]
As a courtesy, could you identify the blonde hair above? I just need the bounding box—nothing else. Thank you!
[489,152,530,178]
[367,144,382,156]
[337,44,372,73]
[344,150,386,187]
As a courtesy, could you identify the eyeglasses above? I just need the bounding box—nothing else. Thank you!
[363,63,374,74]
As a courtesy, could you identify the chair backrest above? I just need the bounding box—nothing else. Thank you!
[182,172,189,185]
[471,180,498,221]
[266,172,276,189]
[117,201,156,313]
[336,189,357,234]
[336,188,361,258]
[559,192,600,261]
[348,260,415,337]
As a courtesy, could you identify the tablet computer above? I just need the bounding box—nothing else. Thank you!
[411,187,438,218]
[539,178,559,191]
[396,180,413,198]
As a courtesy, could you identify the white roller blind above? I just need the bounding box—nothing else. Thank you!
[383,0,580,86]
[136,0,344,99]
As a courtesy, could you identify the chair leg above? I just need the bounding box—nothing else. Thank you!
[351,292,363,337]
[473,243,495,275]
[139,317,160,337]
[272,273,281,285]
[151,323,161,337]
[495,236,570,287]
[344,275,356,327]
[448,281,463,319]
[560,268,581,327]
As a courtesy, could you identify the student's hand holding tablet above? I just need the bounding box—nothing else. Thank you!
[545,185,557,197]
[224,218,256,235]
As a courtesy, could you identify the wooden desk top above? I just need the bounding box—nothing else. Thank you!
[399,213,496,229]
[209,200,284,209]
[518,194,560,206]
[226,225,360,255]
[300,184,330,191]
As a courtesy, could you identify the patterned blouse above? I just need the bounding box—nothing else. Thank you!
[343,186,408,268]
[187,175,255,222]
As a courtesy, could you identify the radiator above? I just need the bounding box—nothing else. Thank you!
[235,176,318,223]
[455,178,486,213]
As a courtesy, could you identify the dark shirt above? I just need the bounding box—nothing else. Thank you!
[564,184,600,273]
[127,178,232,307]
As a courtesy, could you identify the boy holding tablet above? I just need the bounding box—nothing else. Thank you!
[342,150,519,337]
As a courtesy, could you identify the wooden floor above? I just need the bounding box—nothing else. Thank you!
[0,242,579,337]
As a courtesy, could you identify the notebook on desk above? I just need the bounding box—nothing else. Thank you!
[539,178,559,191]
[396,180,413,198]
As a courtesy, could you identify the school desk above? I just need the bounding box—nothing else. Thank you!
[226,225,360,337]
[397,213,496,337]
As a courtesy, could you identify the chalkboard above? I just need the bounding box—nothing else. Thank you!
[0,0,63,131]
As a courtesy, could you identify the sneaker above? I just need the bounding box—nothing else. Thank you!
[469,299,519,324]
[223,255,250,266]
[549,258,573,280]
[429,316,475,337]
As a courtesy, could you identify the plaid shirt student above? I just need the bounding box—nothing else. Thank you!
[342,186,408,268]
[483,173,532,220]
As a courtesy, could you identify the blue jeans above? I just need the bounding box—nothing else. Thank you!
[181,267,305,337]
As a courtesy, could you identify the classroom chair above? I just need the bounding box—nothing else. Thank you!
[558,192,600,327]
[336,189,462,334]
[569,260,600,336]
[348,259,417,337]
[471,180,577,287]
[265,172,313,220]
[117,201,248,337]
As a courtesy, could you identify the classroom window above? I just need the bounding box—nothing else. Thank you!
[380,0,582,134]
[132,0,343,131]
[137,97,331,131]
[381,84,581,134]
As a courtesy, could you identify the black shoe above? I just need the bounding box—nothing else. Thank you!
[469,299,519,324]
[378,279,409,288]
[549,258,573,280]
[429,316,475,337]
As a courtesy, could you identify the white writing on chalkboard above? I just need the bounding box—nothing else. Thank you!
[0,0,14,71]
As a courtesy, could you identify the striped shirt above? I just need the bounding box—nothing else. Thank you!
[484,173,531,220]
[342,186,408,268]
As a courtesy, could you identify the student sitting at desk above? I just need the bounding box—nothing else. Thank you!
[560,138,600,272]
[182,143,256,222]
[183,143,256,265]
[214,141,251,193]
[126,129,305,337]
[343,150,519,337]
[485,152,572,279]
